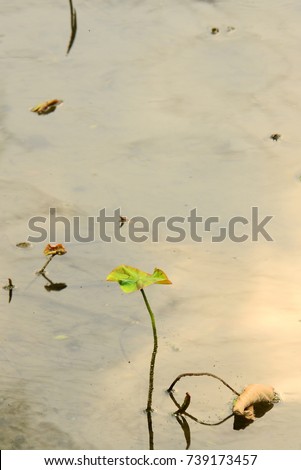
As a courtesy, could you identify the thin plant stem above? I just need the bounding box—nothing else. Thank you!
[37,254,56,274]
[146,410,154,450]
[140,288,158,413]
[167,372,240,396]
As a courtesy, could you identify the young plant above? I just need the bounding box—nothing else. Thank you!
[106,265,172,413]
[37,243,67,274]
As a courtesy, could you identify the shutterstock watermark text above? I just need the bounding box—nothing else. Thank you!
[27,207,273,244]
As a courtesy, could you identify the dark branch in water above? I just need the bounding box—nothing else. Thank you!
[167,372,240,396]
[67,0,77,55]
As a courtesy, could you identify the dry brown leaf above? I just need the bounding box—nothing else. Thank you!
[44,243,67,256]
[233,384,276,420]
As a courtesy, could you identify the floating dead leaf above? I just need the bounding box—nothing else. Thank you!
[31,99,63,115]
[44,243,67,256]
[232,384,277,420]
[16,241,32,248]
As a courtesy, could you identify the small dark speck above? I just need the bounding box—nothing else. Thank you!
[270,133,281,141]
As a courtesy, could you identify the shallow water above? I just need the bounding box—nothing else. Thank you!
[0,0,301,449]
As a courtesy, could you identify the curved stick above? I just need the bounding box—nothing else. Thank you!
[167,372,240,396]
[169,390,234,427]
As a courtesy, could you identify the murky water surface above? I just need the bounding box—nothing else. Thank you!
[0,0,301,449]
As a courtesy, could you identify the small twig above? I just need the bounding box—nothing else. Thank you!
[37,254,56,274]
[167,372,240,396]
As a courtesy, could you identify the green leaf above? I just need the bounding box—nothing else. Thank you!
[106,265,172,293]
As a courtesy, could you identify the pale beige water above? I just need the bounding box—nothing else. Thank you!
[0,0,300,449]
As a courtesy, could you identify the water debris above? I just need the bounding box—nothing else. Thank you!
[270,133,281,141]
[232,384,278,421]
[16,241,32,248]
[211,27,219,35]
[2,278,15,303]
[44,243,67,256]
[31,99,63,115]
[37,243,67,274]
[119,216,129,228]
[67,0,77,55]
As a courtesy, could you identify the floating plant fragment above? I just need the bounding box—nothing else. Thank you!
[2,278,15,303]
[119,216,129,228]
[168,373,279,436]
[106,265,172,293]
[31,99,63,115]
[232,383,279,420]
[66,0,77,55]
[44,244,67,256]
[16,241,32,248]
[37,243,67,274]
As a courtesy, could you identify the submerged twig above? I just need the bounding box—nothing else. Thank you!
[167,372,240,396]
[67,0,77,55]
